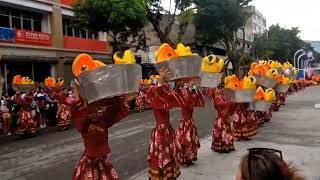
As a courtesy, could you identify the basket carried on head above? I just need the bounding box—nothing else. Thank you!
[13,84,35,93]
[155,56,202,81]
[224,88,256,103]
[275,84,290,93]
[76,64,142,104]
[249,100,272,112]
[254,74,277,88]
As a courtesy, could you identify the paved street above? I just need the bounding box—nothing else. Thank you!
[133,85,320,180]
[0,99,215,180]
[1,86,320,180]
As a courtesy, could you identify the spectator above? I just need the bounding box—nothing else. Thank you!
[35,88,52,128]
[236,148,304,180]
[1,92,11,136]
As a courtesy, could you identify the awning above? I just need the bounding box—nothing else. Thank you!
[0,55,58,63]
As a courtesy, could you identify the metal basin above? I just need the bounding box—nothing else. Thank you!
[76,64,142,104]
[275,84,290,93]
[224,88,256,103]
[13,84,35,93]
[254,74,277,88]
[200,72,223,88]
[155,56,202,81]
[249,100,272,112]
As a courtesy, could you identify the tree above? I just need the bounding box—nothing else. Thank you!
[193,0,253,75]
[72,0,149,53]
[147,0,194,46]
[254,24,320,64]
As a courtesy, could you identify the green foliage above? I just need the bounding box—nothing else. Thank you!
[147,0,194,45]
[72,0,149,52]
[193,0,253,75]
[254,24,319,63]
[194,0,252,45]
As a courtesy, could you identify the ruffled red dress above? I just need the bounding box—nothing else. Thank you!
[175,88,204,165]
[232,103,257,139]
[211,89,236,153]
[147,84,183,180]
[54,91,72,130]
[271,92,283,112]
[15,93,37,136]
[72,97,129,180]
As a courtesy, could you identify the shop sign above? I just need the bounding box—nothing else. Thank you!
[0,27,14,42]
[15,29,51,45]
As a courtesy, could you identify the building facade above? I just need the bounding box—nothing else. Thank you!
[0,0,111,91]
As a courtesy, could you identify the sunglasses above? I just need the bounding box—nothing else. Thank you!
[246,148,283,180]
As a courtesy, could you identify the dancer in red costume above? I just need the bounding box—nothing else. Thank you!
[71,83,135,180]
[279,92,286,106]
[211,87,236,153]
[135,88,145,112]
[53,88,73,130]
[14,92,37,137]
[175,81,204,166]
[147,68,183,180]
[271,92,282,112]
[233,103,257,140]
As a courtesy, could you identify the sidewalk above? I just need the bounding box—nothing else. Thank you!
[131,86,320,180]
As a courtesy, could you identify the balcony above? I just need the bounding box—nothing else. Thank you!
[63,36,108,52]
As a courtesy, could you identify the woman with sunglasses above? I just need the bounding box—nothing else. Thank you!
[236,148,304,180]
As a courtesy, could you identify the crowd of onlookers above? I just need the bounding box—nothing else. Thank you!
[0,87,73,136]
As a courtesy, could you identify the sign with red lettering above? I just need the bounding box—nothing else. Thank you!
[15,29,52,45]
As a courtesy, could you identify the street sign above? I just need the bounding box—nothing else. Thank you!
[0,27,14,42]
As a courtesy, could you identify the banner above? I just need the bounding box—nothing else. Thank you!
[0,27,14,42]
[15,29,51,45]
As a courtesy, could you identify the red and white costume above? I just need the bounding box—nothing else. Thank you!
[147,84,183,179]
[54,91,73,130]
[175,87,204,165]
[72,97,129,180]
[15,93,37,136]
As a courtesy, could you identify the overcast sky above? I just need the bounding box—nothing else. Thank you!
[252,0,320,41]
[163,0,320,41]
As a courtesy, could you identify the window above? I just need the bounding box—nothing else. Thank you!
[0,15,10,28]
[33,20,41,32]
[23,18,32,30]
[63,18,99,40]
[0,6,42,31]
[12,16,21,29]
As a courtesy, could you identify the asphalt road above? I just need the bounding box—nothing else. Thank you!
[0,98,216,180]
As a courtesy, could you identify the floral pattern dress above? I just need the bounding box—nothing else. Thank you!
[54,91,72,130]
[233,103,257,139]
[175,88,204,165]
[271,92,282,112]
[147,84,183,180]
[72,97,129,180]
[211,89,236,153]
[15,93,37,136]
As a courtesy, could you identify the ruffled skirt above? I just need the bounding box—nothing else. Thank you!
[212,117,235,153]
[56,104,72,130]
[148,123,181,179]
[16,110,37,136]
[176,118,200,164]
[73,155,119,180]
[233,110,257,139]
